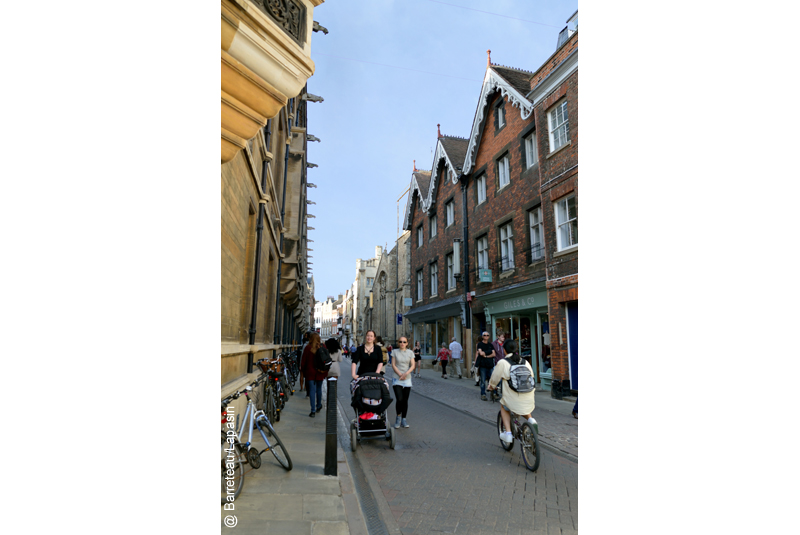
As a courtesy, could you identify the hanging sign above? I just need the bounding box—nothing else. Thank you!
[404,297,413,307]
[397,313,403,325]
[479,269,492,282]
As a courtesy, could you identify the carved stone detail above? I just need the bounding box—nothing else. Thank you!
[254,0,307,45]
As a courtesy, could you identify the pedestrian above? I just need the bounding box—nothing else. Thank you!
[322,338,343,408]
[413,341,422,378]
[300,333,328,417]
[436,343,450,379]
[476,331,497,401]
[492,332,507,364]
[390,336,415,428]
[299,331,311,396]
[572,397,578,419]
[448,336,463,378]
[350,344,357,360]
[375,335,389,375]
[387,344,393,367]
[488,339,537,443]
[351,330,384,379]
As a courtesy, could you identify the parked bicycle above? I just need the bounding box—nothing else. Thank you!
[496,408,541,471]
[221,376,292,505]
[257,357,289,422]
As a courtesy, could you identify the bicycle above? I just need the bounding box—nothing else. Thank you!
[258,358,289,422]
[221,376,293,505]
[496,407,541,471]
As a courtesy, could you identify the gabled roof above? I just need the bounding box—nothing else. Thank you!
[402,170,432,231]
[425,135,468,211]
[461,64,534,175]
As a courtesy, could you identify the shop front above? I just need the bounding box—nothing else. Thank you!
[478,281,550,384]
[405,295,468,368]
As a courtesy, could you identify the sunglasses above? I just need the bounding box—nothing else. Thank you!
[399,341,408,344]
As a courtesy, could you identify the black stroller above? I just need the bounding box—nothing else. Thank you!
[349,373,395,450]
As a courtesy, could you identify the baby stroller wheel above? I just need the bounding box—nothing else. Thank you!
[389,426,396,450]
[350,422,357,452]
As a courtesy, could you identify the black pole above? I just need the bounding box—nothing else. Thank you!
[323,378,338,476]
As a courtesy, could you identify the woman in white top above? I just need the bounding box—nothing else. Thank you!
[390,336,416,428]
[488,339,537,444]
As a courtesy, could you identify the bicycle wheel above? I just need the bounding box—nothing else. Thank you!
[519,422,541,472]
[497,411,514,451]
[258,418,292,470]
[265,387,277,424]
[221,432,245,505]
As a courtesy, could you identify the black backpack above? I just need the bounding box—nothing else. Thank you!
[314,346,332,373]
[504,357,535,393]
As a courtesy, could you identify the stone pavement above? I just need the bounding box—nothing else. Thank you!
[337,358,578,534]
[388,359,578,460]
[221,383,368,534]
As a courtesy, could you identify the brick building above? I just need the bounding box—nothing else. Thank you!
[404,12,578,394]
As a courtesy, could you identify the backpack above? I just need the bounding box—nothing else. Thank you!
[314,346,332,373]
[504,357,534,393]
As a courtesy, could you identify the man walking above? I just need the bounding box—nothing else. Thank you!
[448,336,463,378]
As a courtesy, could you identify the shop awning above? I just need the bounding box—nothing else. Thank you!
[404,294,464,323]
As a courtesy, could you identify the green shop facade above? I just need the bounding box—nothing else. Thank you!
[475,280,555,390]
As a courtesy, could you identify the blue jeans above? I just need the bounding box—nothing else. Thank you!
[479,366,494,396]
[308,380,323,413]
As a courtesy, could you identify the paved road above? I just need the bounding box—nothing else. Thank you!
[336,360,578,535]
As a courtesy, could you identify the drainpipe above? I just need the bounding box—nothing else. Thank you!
[246,120,272,374]
[273,100,292,345]
[459,173,473,371]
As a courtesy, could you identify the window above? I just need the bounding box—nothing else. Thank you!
[497,154,510,189]
[430,215,437,238]
[555,194,578,250]
[446,253,455,290]
[446,200,454,227]
[524,132,538,168]
[430,262,438,296]
[548,100,570,152]
[476,174,486,204]
[500,222,514,271]
[416,269,423,300]
[528,207,544,261]
[367,277,374,287]
[477,235,488,269]
[417,225,423,247]
[497,102,506,128]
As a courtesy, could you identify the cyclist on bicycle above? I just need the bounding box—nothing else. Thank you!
[487,339,537,444]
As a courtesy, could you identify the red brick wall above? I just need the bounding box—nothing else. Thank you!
[529,32,578,92]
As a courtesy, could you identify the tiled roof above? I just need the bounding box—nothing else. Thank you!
[413,170,431,200]
[491,65,534,96]
[439,136,468,170]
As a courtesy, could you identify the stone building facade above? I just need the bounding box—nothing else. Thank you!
[352,247,382,342]
[370,231,412,346]
[221,0,326,405]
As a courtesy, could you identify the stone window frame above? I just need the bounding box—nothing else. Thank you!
[547,98,570,153]
[554,193,578,251]
[429,261,439,297]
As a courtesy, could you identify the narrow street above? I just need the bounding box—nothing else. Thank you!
[335,360,578,535]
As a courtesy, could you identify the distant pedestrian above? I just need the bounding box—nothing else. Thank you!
[375,336,389,375]
[572,397,578,419]
[448,337,463,378]
[413,341,422,378]
[322,338,343,408]
[436,343,451,379]
[390,336,415,428]
[492,332,507,364]
[476,331,497,400]
[387,344,393,367]
[300,333,328,417]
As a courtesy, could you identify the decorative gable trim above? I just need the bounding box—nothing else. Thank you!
[425,139,460,211]
[403,172,430,231]
[462,68,534,174]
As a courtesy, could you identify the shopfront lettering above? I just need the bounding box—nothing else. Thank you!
[503,296,536,310]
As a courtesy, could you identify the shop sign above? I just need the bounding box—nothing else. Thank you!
[404,297,413,307]
[486,291,548,314]
[479,269,492,282]
[397,313,403,325]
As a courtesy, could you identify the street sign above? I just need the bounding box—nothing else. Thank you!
[397,313,403,325]
[404,297,413,307]
[479,269,492,282]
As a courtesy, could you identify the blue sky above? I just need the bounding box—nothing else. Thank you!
[306,0,578,301]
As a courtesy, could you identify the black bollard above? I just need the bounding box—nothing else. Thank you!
[324,378,338,476]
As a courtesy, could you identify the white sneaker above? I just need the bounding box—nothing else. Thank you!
[499,431,513,444]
